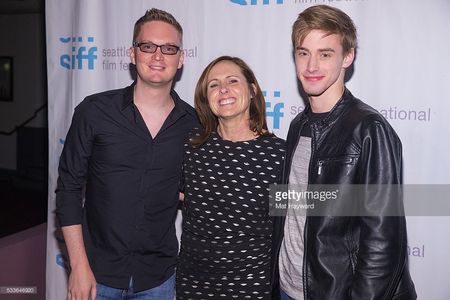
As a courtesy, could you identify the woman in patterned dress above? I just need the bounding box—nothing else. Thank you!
[176,56,285,299]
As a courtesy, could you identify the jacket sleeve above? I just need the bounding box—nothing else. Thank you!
[55,101,94,227]
[350,118,407,300]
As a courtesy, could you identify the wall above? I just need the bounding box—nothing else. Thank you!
[0,12,46,171]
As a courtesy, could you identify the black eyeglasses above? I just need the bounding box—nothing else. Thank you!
[132,42,180,55]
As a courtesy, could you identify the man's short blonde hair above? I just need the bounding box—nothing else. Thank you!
[292,5,357,54]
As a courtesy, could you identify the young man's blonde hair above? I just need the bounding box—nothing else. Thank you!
[133,8,183,44]
[292,5,357,54]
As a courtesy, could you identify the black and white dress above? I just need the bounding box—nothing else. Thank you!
[176,131,285,299]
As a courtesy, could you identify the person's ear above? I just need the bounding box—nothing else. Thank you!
[343,48,355,68]
[130,47,136,65]
[251,83,257,99]
[177,49,185,69]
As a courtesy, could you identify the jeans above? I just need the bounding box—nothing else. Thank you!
[96,273,175,300]
[280,288,297,300]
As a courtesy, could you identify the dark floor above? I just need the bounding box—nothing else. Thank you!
[0,172,47,238]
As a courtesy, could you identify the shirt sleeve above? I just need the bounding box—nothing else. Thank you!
[55,101,94,227]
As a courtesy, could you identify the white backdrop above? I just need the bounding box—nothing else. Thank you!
[45,1,450,299]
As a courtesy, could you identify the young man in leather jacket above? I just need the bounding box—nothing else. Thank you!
[271,5,417,300]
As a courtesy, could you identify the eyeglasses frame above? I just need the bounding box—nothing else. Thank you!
[132,41,181,55]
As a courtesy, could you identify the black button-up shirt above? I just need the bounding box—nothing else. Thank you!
[55,84,198,291]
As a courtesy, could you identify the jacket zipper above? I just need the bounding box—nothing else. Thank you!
[303,122,318,300]
[317,156,357,176]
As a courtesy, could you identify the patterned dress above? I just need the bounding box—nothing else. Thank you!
[176,131,285,299]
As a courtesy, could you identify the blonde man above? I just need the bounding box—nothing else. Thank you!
[271,5,416,300]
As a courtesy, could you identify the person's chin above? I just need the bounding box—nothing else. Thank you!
[303,87,326,98]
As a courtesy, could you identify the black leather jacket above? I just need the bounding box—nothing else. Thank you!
[271,89,416,300]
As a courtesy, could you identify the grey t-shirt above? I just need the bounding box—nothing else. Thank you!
[279,136,310,300]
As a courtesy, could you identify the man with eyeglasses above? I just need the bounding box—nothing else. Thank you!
[56,8,198,300]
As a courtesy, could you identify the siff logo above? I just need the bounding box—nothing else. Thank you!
[60,36,98,70]
[230,0,283,5]
[264,90,284,129]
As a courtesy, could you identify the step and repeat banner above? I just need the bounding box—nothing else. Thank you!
[45,0,450,299]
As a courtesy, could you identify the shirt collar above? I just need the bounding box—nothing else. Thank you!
[121,82,194,119]
[121,82,135,110]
